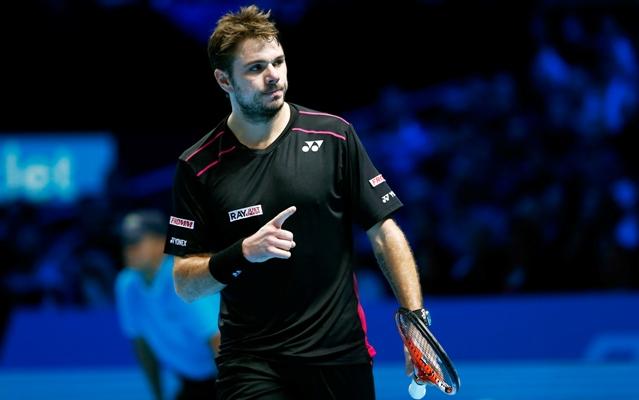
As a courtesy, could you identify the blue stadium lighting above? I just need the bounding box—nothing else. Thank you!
[0,133,116,204]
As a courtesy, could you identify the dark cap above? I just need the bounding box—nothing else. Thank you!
[120,209,167,245]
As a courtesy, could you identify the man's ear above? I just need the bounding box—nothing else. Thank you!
[214,69,233,94]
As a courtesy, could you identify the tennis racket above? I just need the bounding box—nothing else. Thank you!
[395,308,460,397]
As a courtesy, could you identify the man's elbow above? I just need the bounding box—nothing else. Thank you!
[172,258,195,302]
[367,218,397,241]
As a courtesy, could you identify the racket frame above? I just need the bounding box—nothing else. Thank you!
[395,308,461,395]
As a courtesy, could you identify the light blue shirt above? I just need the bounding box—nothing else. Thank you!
[115,255,219,379]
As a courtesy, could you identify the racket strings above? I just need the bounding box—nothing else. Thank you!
[404,321,444,377]
[396,312,460,395]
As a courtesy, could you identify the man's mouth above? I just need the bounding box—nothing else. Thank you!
[264,87,282,95]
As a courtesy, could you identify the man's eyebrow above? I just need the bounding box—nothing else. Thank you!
[242,55,285,67]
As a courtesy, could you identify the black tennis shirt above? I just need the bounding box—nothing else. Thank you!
[164,103,403,365]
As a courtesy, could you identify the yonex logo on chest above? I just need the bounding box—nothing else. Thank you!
[302,140,323,152]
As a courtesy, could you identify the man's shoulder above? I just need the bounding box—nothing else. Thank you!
[172,119,234,180]
[292,103,352,131]
[178,124,226,163]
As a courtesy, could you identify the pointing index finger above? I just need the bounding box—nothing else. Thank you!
[269,206,296,229]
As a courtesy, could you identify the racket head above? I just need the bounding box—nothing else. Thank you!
[395,308,461,395]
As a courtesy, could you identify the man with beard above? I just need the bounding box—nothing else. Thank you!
[164,5,425,399]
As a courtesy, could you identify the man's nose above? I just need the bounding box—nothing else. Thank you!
[265,64,279,85]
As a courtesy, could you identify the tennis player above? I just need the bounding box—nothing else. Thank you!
[164,5,424,399]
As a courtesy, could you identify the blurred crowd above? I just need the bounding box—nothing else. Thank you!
[355,11,639,295]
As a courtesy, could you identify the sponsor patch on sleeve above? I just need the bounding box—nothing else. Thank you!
[369,174,386,187]
[169,216,195,230]
[169,237,188,247]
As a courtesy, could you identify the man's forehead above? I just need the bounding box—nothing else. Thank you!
[235,37,284,61]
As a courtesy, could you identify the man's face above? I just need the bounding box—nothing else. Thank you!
[228,37,288,122]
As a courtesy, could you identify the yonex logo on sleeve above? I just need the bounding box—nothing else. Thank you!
[229,204,263,222]
[381,191,396,203]
[369,174,386,187]
[302,140,323,152]
[169,237,187,247]
[169,216,195,230]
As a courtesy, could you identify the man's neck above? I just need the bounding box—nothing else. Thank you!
[228,103,291,150]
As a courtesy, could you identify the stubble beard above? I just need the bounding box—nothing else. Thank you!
[236,83,287,124]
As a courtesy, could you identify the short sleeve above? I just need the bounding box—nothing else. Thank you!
[346,127,403,230]
[114,271,140,338]
[164,160,212,256]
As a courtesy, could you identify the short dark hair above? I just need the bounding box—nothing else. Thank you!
[207,5,280,73]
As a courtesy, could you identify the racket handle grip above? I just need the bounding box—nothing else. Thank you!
[408,378,426,399]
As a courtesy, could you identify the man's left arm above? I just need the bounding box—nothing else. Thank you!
[366,218,422,311]
[367,217,423,376]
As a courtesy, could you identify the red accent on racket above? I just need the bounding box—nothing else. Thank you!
[395,308,461,395]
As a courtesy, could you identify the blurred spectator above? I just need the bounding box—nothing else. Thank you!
[115,210,220,400]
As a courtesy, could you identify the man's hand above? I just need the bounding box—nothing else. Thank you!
[404,345,414,376]
[242,206,297,262]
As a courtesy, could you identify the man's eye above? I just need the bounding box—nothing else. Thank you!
[249,65,263,72]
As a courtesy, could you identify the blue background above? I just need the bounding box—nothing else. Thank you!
[2,0,639,399]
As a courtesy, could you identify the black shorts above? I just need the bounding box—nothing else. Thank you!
[176,374,217,400]
[216,355,375,400]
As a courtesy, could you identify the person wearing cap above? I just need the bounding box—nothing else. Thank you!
[115,209,221,400]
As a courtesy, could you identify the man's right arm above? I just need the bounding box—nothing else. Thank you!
[173,206,297,302]
[173,254,225,302]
